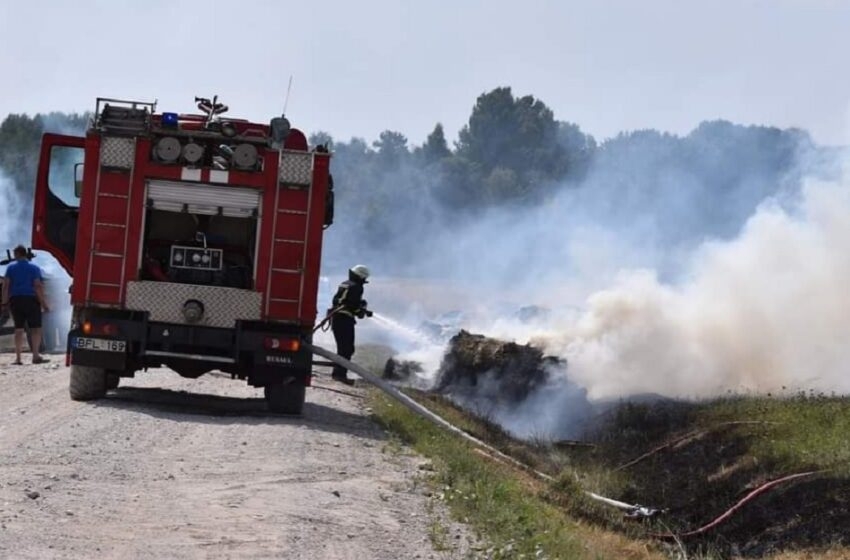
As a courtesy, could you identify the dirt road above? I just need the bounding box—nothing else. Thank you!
[0,357,474,559]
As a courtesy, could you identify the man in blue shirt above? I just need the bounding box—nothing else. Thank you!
[1,246,51,365]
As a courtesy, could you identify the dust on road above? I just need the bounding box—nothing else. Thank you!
[0,358,475,559]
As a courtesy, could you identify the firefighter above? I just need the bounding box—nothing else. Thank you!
[330,264,372,385]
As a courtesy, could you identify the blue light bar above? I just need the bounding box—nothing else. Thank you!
[161,112,179,128]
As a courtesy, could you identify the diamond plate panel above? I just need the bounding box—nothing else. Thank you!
[125,281,262,328]
[100,137,136,169]
[278,150,313,186]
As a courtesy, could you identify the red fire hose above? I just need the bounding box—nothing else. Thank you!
[307,344,827,539]
[651,470,824,539]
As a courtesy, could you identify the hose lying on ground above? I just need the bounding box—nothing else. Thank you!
[309,345,835,540]
[650,470,823,539]
[307,343,660,517]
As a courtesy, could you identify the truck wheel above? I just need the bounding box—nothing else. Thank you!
[70,365,107,401]
[264,383,306,415]
[105,372,120,390]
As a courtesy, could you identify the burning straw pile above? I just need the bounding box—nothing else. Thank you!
[383,329,592,440]
[433,330,562,403]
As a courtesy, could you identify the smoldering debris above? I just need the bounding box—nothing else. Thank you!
[435,330,560,401]
[428,330,593,440]
[383,357,424,382]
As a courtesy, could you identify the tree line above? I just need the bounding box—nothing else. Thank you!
[0,87,830,268]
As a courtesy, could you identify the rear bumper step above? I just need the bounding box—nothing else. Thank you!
[143,350,236,364]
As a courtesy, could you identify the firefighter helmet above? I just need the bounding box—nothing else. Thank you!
[350,264,370,282]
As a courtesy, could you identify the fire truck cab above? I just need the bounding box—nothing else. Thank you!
[32,97,334,414]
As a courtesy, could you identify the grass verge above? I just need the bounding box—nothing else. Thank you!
[368,390,665,560]
[369,386,850,559]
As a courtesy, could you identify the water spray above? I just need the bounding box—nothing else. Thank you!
[370,312,433,346]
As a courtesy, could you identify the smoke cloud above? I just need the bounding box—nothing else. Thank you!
[337,124,848,439]
[0,164,70,279]
[538,176,850,399]
[1,164,71,345]
[0,170,27,251]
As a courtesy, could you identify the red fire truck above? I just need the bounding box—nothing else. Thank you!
[31,96,334,414]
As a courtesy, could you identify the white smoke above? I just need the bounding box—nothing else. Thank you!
[536,176,850,399]
[320,120,849,440]
[0,170,26,250]
[0,166,72,347]
[358,146,850,440]
[0,166,70,277]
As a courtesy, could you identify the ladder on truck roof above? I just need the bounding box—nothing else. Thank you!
[94,98,156,135]
[85,135,138,304]
[266,150,316,320]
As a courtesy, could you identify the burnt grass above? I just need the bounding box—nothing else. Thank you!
[399,332,850,557]
[416,392,850,558]
[589,399,850,557]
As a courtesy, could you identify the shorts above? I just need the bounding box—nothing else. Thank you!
[9,296,42,329]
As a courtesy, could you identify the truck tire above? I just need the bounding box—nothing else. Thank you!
[264,383,306,415]
[70,365,107,401]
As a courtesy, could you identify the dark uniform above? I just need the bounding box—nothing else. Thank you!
[330,269,370,384]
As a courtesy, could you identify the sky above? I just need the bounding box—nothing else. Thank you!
[2,0,850,146]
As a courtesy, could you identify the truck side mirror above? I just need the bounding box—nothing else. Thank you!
[74,163,84,198]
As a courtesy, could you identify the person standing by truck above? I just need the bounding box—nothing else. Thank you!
[1,245,50,365]
[330,265,372,385]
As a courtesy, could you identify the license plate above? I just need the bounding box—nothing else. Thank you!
[74,337,127,353]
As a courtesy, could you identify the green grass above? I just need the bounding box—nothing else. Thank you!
[369,387,850,559]
[369,391,664,560]
[573,394,850,555]
[699,394,850,473]
[424,498,453,553]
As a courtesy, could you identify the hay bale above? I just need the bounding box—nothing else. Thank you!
[434,330,563,403]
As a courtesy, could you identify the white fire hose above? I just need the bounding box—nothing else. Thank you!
[306,343,660,518]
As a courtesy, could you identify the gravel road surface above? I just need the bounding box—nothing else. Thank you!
[0,356,474,559]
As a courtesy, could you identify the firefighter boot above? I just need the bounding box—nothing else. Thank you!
[332,371,356,386]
